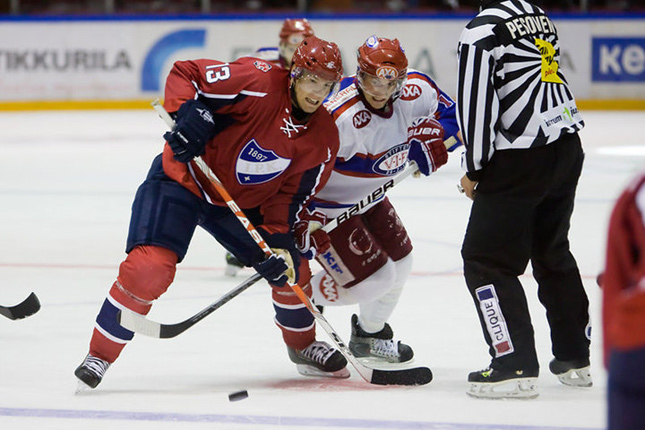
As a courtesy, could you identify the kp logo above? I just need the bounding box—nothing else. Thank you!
[353,110,372,129]
[236,140,291,185]
[400,84,422,101]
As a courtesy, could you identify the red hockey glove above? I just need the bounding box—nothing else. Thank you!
[407,116,447,176]
[294,208,331,260]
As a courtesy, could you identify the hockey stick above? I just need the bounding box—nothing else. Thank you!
[147,100,432,386]
[119,166,419,338]
[322,135,456,233]
[118,273,262,338]
[0,292,41,320]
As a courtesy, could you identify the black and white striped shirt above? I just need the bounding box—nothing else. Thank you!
[457,0,584,178]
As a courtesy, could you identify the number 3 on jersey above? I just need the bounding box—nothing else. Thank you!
[206,64,231,83]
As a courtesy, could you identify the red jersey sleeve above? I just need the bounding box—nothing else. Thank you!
[603,172,645,367]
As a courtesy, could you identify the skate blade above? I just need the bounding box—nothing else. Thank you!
[556,367,593,387]
[467,377,538,399]
[296,364,351,379]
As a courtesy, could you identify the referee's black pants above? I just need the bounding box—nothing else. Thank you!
[461,132,590,373]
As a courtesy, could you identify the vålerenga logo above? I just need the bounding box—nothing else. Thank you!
[236,140,291,185]
[141,29,206,92]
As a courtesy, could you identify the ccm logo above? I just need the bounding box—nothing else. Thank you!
[353,110,372,128]
[400,84,422,100]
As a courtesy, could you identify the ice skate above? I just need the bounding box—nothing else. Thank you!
[288,340,350,378]
[349,314,413,363]
[75,354,110,389]
[467,366,538,399]
[224,252,245,277]
[549,358,592,387]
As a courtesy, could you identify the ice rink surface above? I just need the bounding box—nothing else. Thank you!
[1,109,644,430]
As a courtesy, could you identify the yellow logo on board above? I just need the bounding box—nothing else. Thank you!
[535,38,563,84]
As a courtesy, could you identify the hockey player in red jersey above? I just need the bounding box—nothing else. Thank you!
[602,172,645,430]
[224,18,318,277]
[255,18,315,69]
[75,36,346,389]
[294,36,460,364]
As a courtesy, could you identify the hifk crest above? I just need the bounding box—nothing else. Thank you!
[236,139,291,185]
[373,143,408,175]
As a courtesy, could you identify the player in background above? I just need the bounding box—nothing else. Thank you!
[75,36,347,389]
[294,36,460,363]
[601,172,645,430]
[255,18,315,68]
[225,17,316,277]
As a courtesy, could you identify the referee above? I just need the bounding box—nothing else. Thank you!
[456,0,591,399]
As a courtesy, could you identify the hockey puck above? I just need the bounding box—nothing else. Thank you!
[228,390,249,402]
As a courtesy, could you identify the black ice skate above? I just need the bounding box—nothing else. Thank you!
[224,252,245,277]
[467,366,539,399]
[549,357,592,387]
[75,354,111,389]
[349,314,413,363]
[288,340,350,378]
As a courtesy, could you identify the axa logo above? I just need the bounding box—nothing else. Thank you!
[373,143,408,175]
[236,139,291,185]
[400,84,422,100]
[376,66,398,80]
[141,29,206,92]
[353,110,372,128]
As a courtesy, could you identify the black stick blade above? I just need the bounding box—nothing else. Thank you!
[370,366,433,386]
[0,292,41,320]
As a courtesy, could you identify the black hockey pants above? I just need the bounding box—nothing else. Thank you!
[461,132,590,372]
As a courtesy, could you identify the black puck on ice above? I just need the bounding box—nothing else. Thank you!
[228,390,249,402]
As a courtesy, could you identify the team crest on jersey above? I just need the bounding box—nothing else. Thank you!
[400,84,422,101]
[373,143,408,175]
[236,139,291,185]
[253,60,272,72]
[353,110,372,129]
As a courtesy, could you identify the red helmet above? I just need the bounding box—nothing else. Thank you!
[279,18,315,44]
[357,36,408,80]
[291,36,343,82]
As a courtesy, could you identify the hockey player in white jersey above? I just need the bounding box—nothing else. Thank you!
[295,35,461,363]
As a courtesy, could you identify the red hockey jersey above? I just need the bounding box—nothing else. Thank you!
[162,57,339,235]
[603,172,645,366]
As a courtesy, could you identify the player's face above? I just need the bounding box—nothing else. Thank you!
[358,72,401,110]
[279,35,305,68]
[293,70,336,113]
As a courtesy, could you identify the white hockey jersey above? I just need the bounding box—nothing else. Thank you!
[313,70,457,219]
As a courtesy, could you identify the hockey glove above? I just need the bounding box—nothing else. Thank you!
[407,116,447,176]
[163,99,217,163]
[294,208,331,260]
[253,226,301,287]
